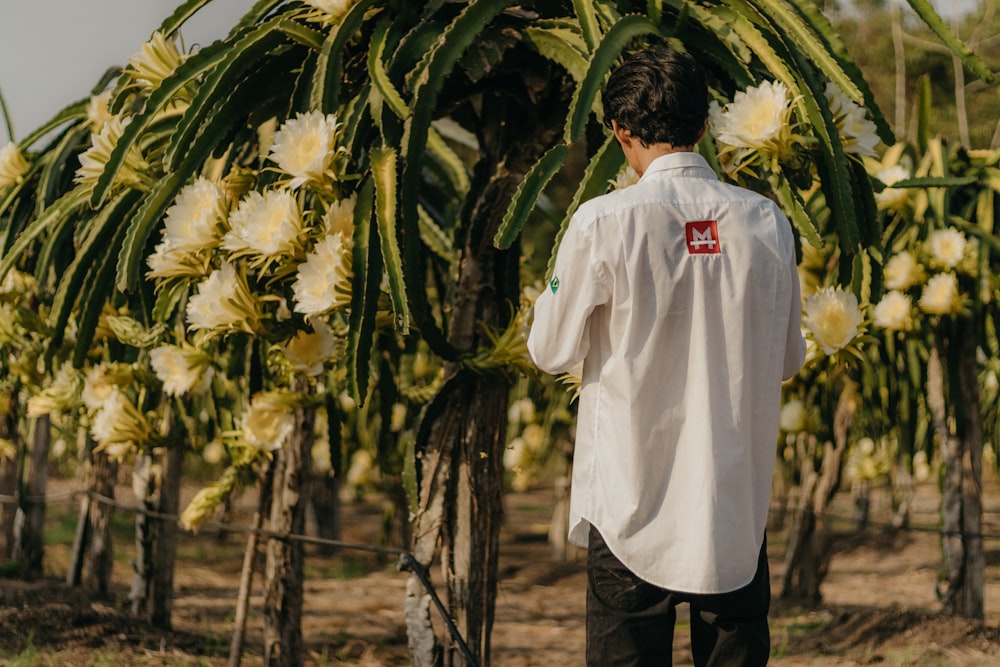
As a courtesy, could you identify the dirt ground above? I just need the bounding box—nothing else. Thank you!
[1,475,999,666]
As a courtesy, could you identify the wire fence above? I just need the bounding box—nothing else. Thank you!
[0,486,480,666]
[2,477,999,666]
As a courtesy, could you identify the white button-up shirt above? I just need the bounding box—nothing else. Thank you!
[527,152,805,594]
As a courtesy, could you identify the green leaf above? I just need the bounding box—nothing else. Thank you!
[310,0,381,113]
[572,0,601,52]
[276,17,325,50]
[525,25,589,82]
[891,176,979,189]
[89,39,228,206]
[916,75,932,154]
[402,0,510,359]
[565,14,660,144]
[781,0,893,144]
[494,143,569,250]
[163,19,294,172]
[788,38,862,255]
[0,188,90,282]
[417,206,454,260]
[347,178,381,405]
[47,192,143,352]
[426,126,470,195]
[770,177,823,250]
[904,0,993,83]
[546,135,623,280]
[368,19,409,119]
[72,218,132,368]
[18,99,89,151]
[371,146,406,333]
[37,124,90,212]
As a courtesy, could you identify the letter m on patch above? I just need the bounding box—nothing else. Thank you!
[685,220,721,255]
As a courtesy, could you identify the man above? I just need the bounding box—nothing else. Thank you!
[526,47,806,666]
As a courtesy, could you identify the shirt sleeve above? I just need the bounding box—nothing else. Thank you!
[527,214,612,375]
[782,243,807,380]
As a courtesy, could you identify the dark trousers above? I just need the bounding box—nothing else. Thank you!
[586,525,770,667]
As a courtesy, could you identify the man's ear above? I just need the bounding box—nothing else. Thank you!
[611,119,632,148]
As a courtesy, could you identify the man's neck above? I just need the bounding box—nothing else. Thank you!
[632,143,694,176]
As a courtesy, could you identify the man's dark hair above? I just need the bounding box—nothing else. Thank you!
[603,47,708,148]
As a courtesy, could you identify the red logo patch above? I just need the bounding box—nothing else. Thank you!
[685,220,721,255]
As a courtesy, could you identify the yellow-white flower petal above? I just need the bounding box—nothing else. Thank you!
[186,262,261,333]
[919,272,963,315]
[802,286,863,355]
[282,322,336,377]
[926,228,967,269]
[223,189,304,259]
[873,290,913,331]
[883,252,922,291]
[292,233,353,316]
[825,83,879,157]
[0,142,29,188]
[269,110,339,189]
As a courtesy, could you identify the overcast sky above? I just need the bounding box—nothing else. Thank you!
[0,0,247,143]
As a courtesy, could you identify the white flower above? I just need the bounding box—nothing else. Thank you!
[926,228,967,269]
[75,115,149,192]
[346,449,376,487]
[127,31,185,91]
[614,165,640,190]
[504,437,530,470]
[0,142,29,188]
[913,450,931,482]
[202,441,226,465]
[242,392,295,452]
[390,403,407,432]
[824,83,879,157]
[146,243,202,280]
[710,80,795,159]
[186,262,261,334]
[292,233,353,317]
[873,290,913,331]
[269,111,340,189]
[90,388,151,457]
[521,423,545,452]
[147,178,228,280]
[0,268,36,296]
[303,0,357,24]
[282,322,335,377]
[874,165,910,210]
[802,286,864,355]
[779,399,807,433]
[883,252,922,291]
[918,272,963,316]
[508,398,537,425]
[323,194,356,237]
[27,363,83,417]
[312,430,333,473]
[223,190,304,260]
[85,91,114,131]
[81,363,133,410]
[161,177,227,253]
[149,344,213,396]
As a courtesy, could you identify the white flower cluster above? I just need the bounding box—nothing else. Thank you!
[709,79,880,179]
[140,110,356,393]
[874,227,977,331]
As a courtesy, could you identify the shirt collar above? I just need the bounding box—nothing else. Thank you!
[638,152,717,182]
